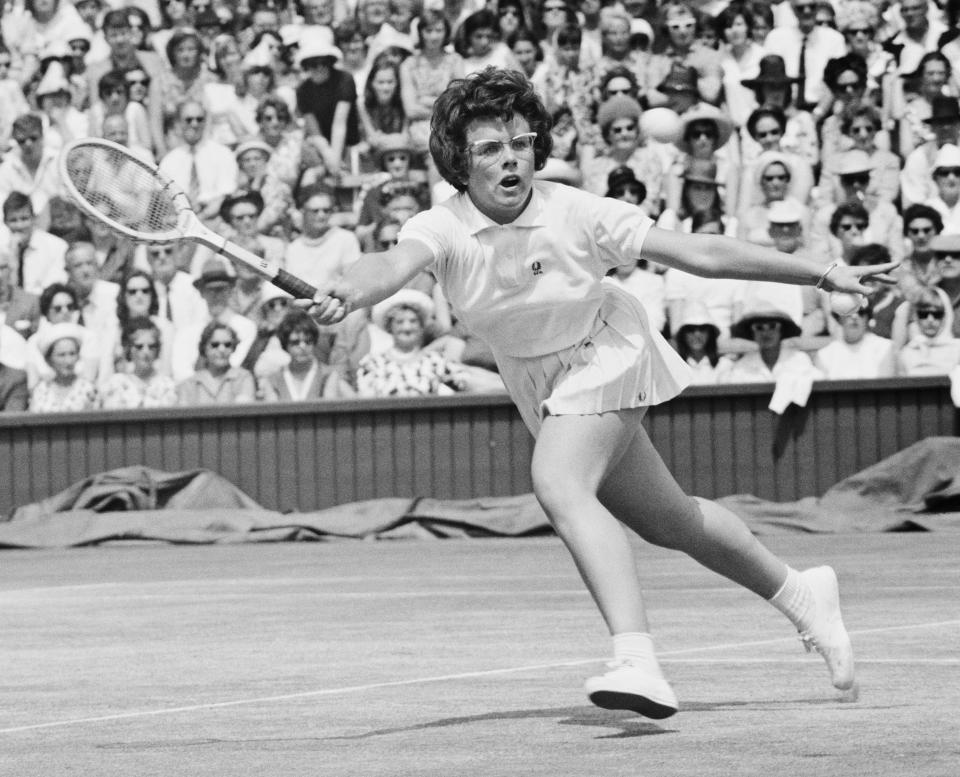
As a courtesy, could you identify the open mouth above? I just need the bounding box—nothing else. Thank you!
[500,175,521,190]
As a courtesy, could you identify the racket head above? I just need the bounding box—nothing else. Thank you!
[59,138,193,243]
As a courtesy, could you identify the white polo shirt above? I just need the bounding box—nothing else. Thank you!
[399,181,654,358]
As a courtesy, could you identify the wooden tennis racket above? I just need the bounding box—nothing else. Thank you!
[58,138,318,300]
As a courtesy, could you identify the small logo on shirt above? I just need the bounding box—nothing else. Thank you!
[531,260,543,276]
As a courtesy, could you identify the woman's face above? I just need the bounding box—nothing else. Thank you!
[48,292,78,324]
[844,25,873,57]
[238,149,269,178]
[922,60,949,97]
[686,120,718,158]
[125,69,149,103]
[666,11,697,49]
[848,116,876,151]
[204,328,236,370]
[219,40,242,74]
[511,39,539,75]
[163,0,188,23]
[683,325,710,354]
[388,307,425,351]
[604,76,633,100]
[258,106,286,140]
[129,329,160,371]
[934,166,960,203]
[753,116,783,151]
[124,277,154,317]
[761,83,787,108]
[32,0,58,19]
[607,117,639,151]
[601,19,631,57]
[371,66,398,103]
[383,150,410,177]
[262,297,290,329]
[420,22,446,52]
[499,4,522,35]
[724,14,749,46]
[916,305,946,338]
[542,0,568,30]
[838,310,868,344]
[751,15,770,43]
[463,114,536,224]
[761,162,789,201]
[833,69,864,104]
[836,213,867,250]
[751,318,783,349]
[285,328,317,368]
[469,26,496,57]
[907,217,937,250]
[48,337,79,378]
[174,37,202,69]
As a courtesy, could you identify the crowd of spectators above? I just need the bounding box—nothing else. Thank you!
[1,0,960,413]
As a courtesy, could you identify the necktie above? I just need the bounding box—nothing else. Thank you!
[162,284,173,321]
[16,237,28,289]
[797,33,808,111]
[188,151,200,206]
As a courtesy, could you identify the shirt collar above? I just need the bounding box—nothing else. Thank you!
[458,182,548,235]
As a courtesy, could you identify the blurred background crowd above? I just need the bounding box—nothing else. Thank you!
[1,0,960,412]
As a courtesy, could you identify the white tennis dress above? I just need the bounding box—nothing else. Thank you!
[399,181,691,435]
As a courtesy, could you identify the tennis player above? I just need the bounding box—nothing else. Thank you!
[308,68,894,718]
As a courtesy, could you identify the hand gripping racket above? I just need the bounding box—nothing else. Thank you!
[58,138,318,300]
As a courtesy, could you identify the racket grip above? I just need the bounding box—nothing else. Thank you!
[272,269,319,300]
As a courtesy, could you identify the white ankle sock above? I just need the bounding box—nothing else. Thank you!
[769,567,814,632]
[613,632,659,668]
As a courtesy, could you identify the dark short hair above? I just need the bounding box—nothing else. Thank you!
[39,282,79,317]
[848,243,890,266]
[715,1,754,35]
[902,203,944,235]
[255,94,291,125]
[11,112,43,137]
[98,69,129,100]
[823,53,868,92]
[277,309,320,349]
[3,190,33,219]
[415,9,452,47]
[746,106,786,138]
[121,316,161,360]
[117,270,159,327]
[840,103,881,135]
[102,9,131,29]
[198,320,238,364]
[429,67,553,192]
[829,201,869,235]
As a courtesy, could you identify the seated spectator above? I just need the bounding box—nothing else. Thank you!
[835,2,892,99]
[737,152,809,246]
[0,247,41,340]
[254,94,321,191]
[101,270,176,378]
[99,317,178,409]
[814,298,895,379]
[645,0,723,107]
[285,185,362,288]
[604,165,647,207]
[260,309,356,401]
[672,299,735,384]
[25,283,98,387]
[234,140,295,237]
[925,143,960,235]
[34,61,90,151]
[897,52,952,160]
[603,258,666,335]
[659,159,735,236]
[817,53,872,172]
[720,296,821,385]
[932,233,960,338]
[29,322,98,412]
[358,289,498,396]
[898,204,944,301]
[176,321,257,405]
[88,69,152,154]
[355,134,426,245]
[64,240,120,339]
[738,107,815,211]
[170,258,257,382]
[142,242,206,330]
[824,201,872,267]
[2,191,67,296]
[895,287,960,377]
[844,244,907,341]
[0,326,28,411]
[901,96,960,209]
[667,104,739,216]
[241,286,295,381]
[0,113,64,224]
[819,104,900,205]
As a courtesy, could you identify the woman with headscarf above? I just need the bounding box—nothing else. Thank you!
[737,151,809,246]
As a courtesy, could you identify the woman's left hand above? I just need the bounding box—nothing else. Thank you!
[820,260,900,295]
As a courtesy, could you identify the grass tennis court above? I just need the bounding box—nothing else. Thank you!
[3,532,958,776]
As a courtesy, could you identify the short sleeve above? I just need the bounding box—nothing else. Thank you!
[588,194,656,273]
[397,205,459,279]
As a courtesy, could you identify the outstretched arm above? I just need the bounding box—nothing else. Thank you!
[640,227,898,295]
[307,239,437,324]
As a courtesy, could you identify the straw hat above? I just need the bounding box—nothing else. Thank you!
[596,95,643,134]
[296,28,343,66]
[766,199,805,225]
[675,300,719,338]
[234,139,274,161]
[193,258,237,289]
[682,159,720,186]
[677,104,734,154]
[836,149,874,176]
[730,298,802,341]
[371,289,435,330]
[932,143,960,171]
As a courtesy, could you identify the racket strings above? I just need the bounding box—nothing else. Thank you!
[64,145,181,236]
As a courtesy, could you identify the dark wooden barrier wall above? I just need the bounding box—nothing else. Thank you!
[1,377,955,518]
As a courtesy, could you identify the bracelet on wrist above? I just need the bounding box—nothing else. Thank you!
[815,261,839,290]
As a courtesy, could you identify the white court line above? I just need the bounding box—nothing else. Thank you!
[2,618,959,736]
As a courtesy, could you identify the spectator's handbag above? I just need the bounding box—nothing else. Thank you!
[58,138,318,302]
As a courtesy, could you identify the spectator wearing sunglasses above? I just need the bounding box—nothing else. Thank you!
[715,2,766,129]
[737,150,809,246]
[895,285,960,376]
[835,2,893,99]
[814,295,895,379]
[99,317,178,409]
[176,320,257,405]
[738,107,814,212]
[898,203,944,299]
[932,233,960,338]
[646,1,722,107]
[901,96,960,209]
[924,143,960,235]
[897,51,953,160]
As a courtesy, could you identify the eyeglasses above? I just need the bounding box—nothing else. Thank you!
[667,21,696,31]
[230,211,258,221]
[936,252,960,261]
[207,340,236,349]
[762,173,788,182]
[126,77,150,86]
[845,27,872,36]
[751,320,781,331]
[915,308,945,320]
[265,298,289,309]
[609,124,637,135]
[841,173,870,186]
[544,4,566,11]
[383,153,409,163]
[793,2,816,12]
[182,116,206,124]
[15,135,41,143]
[754,129,782,139]
[838,221,868,231]
[467,131,537,161]
[50,303,78,313]
[835,80,862,93]
[287,336,316,346]
[131,341,160,351]
[908,226,935,235]
[687,128,717,140]
[934,167,960,178]
[148,246,176,256]
[126,286,152,295]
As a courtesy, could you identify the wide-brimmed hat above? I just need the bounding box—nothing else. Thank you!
[657,62,698,94]
[376,132,415,164]
[741,55,797,90]
[677,104,734,153]
[35,61,72,98]
[36,321,86,358]
[371,288,435,330]
[218,190,265,222]
[730,299,802,341]
[836,149,874,176]
[766,198,805,225]
[932,143,960,170]
[596,95,643,133]
[296,28,343,66]
[923,96,960,125]
[234,139,273,161]
[682,158,720,186]
[930,234,960,254]
[676,300,719,338]
[193,258,237,289]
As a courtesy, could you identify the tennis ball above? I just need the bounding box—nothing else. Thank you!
[830,292,862,317]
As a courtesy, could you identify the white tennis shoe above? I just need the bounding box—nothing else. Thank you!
[798,566,856,690]
[584,659,679,719]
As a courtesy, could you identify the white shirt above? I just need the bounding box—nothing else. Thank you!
[285,229,362,290]
[1,228,68,296]
[170,310,257,383]
[664,268,742,338]
[889,21,949,75]
[0,147,64,218]
[926,195,960,236]
[159,139,239,211]
[77,279,120,335]
[718,346,819,383]
[401,181,654,358]
[814,333,894,380]
[603,268,667,334]
[152,270,207,331]
[762,25,847,107]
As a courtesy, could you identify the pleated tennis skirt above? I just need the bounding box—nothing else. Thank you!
[494,283,692,437]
